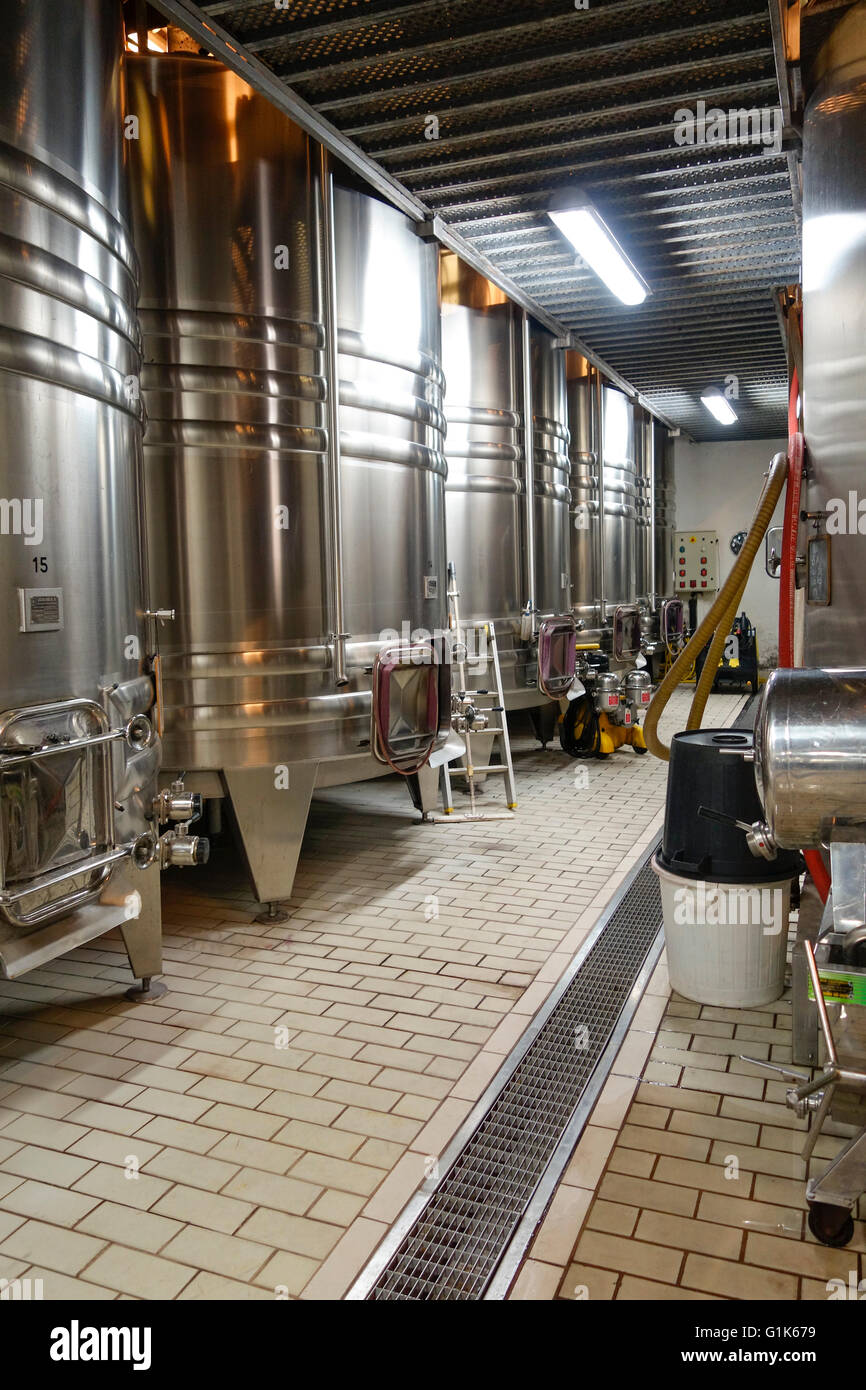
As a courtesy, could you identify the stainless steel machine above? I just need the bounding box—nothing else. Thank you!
[566,364,639,646]
[128,52,448,915]
[635,407,653,610]
[647,419,685,680]
[653,421,678,613]
[749,670,866,1246]
[439,255,574,719]
[564,359,654,749]
[0,0,205,995]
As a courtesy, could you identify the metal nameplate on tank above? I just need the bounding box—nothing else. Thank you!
[17,588,64,633]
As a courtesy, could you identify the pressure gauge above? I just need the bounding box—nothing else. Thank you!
[730,530,747,555]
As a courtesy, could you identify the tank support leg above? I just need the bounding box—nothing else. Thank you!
[406,765,441,819]
[529,702,558,749]
[122,864,167,1002]
[223,763,318,920]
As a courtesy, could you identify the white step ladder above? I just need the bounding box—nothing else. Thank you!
[433,567,518,822]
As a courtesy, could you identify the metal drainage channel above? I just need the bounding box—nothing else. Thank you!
[348,844,665,1301]
[733,693,759,730]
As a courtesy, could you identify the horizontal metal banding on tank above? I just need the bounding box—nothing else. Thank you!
[533,478,571,502]
[0,141,139,412]
[337,329,444,390]
[157,631,392,757]
[339,432,447,474]
[0,230,138,344]
[338,334,446,475]
[140,308,327,448]
[533,415,570,446]
[0,325,139,415]
[445,406,521,430]
[142,424,328,453]
[445,473,523,494]
[338,380,446,436]
[140,309,325,351]
[141,364,326,400]
[0,139,138,275]
[161,690,374,735]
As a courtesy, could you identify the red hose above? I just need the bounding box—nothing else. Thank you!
[781,368,830,902]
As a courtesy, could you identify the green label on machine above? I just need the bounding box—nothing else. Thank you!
[808,970,866,1008]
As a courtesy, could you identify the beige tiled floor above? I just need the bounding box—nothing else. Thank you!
[0,690,743,1300]
[511,950,866,1302]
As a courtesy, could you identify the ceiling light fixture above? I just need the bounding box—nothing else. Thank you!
[701,390,738,426]
[549,200,649,306]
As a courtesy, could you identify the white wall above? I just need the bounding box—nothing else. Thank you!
[674,437,786,667]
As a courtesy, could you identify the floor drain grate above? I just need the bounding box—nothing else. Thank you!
[351,846,664,1300]
[733,693,759,729]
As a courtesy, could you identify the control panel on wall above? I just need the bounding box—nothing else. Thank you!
[675,530,719,593]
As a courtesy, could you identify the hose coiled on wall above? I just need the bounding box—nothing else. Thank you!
[644,450,789,761]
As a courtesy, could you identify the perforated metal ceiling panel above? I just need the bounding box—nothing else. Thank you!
[193,0,807,441]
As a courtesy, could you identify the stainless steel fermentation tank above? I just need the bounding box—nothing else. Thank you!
[128,54,447,909]
[566,364,677,662]
[736,5,866,1244]
[565,365,638,650]
[653,421,677,605]
[801,1,866,668]
[439,256,571,718]
[0,0,164,987]
[635,408,653,607]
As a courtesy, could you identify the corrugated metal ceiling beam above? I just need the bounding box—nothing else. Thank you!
[313,11,771,116]
[343,44,772,140]
[446,170,793,221]
[205,0,439,41]
[414,147,792,202]
[367,70,776,166]
[263,0,766,85]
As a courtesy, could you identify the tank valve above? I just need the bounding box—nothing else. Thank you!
[786,1087,824,1121]
[153,775,208,869]
[158,829,210,869]
[453,696,488,733]
[154,774,203,826]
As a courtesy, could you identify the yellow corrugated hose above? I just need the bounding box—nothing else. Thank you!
[644,451,788,761]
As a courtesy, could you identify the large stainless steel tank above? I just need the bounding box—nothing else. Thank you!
[600,385,638,610]
[565,367,600,634]
[566,370,639,629]
[653,421,677,602]
[440,256,570,709]
[530,322,572,625]
[0,0,161,983]
[635,408,653,604]
[801,1,866,667]
[128,54,447,907]
[440,274,523,672]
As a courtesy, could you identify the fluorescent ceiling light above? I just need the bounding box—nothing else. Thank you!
[701,390,738,426]
[549,204,649,305]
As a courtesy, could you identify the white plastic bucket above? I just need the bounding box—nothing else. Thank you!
[652,852,792,1007]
